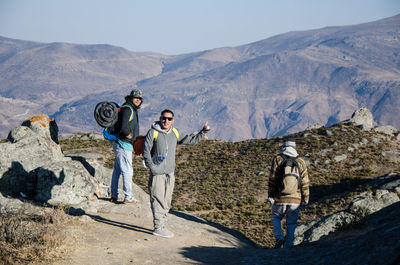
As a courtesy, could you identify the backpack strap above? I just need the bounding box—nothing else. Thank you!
[119,104,134,122]
[278,153,288,161]
[153,130,159,141]
[289,156,302,190]
[172,128,179,140]
[152,128,179,141]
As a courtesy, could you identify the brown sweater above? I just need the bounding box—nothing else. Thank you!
[268,154,310,204]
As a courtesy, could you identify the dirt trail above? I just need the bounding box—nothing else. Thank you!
[54,200,255,265]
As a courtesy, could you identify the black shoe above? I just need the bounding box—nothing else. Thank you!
[110,197,118,203]
[274,239,285,248]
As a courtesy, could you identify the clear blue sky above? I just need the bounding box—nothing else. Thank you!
[0,0,399,55]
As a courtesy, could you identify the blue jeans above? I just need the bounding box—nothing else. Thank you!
[271,203,300,247]
[111,142,133,200]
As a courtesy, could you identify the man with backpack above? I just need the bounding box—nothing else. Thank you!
[267,137,310,248]
[142,109,211,238]
[110,89,143,204]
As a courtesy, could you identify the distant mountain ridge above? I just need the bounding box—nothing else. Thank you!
[0,14,399,140]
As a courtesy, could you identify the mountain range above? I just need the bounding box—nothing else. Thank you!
[0,14,399,141]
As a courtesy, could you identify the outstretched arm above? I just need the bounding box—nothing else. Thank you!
[202,121,211,133]
[178,121,211,145]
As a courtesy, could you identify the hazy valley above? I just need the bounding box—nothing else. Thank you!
[0,15,399,141]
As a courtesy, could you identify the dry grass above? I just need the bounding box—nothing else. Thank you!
[59,122,400,247]
[0,208,70,265]
[136,123,399,247]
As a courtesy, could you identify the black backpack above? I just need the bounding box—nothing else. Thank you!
[275,154,301,195]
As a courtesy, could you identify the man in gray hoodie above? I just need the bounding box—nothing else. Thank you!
[143,109,211,238]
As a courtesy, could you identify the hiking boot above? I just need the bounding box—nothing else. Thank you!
[123,198,139,204]
[274,239,285,248]
[110,197,118,203]
[152,227,174,238]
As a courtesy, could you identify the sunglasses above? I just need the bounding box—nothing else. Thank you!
[161,116,173,121]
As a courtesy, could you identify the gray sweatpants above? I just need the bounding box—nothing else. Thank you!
[148,173,175,229]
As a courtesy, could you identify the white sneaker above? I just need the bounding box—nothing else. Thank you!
[152,227,174,238]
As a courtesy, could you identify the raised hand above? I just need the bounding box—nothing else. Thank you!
[203,121,211,133]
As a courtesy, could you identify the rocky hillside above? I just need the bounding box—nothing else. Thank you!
[1,15,399,140]
[60,109,400,248]
[1,109,399,264]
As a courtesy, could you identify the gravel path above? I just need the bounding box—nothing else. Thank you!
[54,200,256,265]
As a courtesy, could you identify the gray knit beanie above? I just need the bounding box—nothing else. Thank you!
[282,137,296,148]
[130,89,143,99]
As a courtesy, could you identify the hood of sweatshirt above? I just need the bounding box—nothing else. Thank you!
[151,121,174,134]
[280,146,299,157]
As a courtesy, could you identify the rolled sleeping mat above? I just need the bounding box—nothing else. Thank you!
[94,101,119,128]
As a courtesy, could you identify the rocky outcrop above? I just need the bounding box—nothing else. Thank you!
[294,173,400,245]
[374,125,398,136]
[241,201,400,265]
[0,116,151,215]
[348,108,374,131]
[381,151,400,162]
[0,115,98,206]
[64,150,150,206]
[305,123,324,131]
[58,132,103,141]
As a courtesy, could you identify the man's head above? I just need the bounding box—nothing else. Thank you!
[282,137,296,148]
[125,89,143,107]
[159,109,174,131]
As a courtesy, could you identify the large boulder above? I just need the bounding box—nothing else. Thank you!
[33,160,97,205]
[294,211,356,244]
[349,189,400,215]
[65,152,150,205]
[349,108,374,130]
[0,115,97,206]
[373,125,398,136]
[294,174,400,245]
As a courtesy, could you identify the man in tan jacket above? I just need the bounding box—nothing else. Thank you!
[267,137,310,248]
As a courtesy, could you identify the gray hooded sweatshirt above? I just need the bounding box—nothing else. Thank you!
[143,121,206,176]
